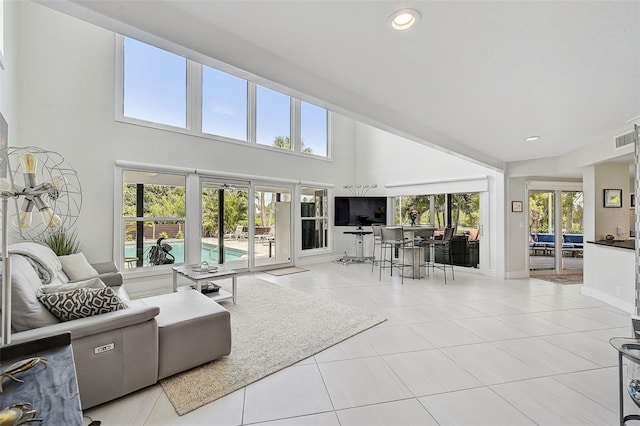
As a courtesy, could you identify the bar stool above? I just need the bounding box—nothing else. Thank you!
[371,225,383,272]
[379,226,411,284]
[427,227,455,284]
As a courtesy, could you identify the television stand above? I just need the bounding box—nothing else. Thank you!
[341,230,374,264]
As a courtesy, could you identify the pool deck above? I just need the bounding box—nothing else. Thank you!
[201,237,272,257]
[125,236,277,269]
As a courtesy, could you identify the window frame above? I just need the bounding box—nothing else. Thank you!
[201,64,249,142]
[115,166,189,275]
[115,35,332,160]
[299,100,329,157]
[116,163,334,275]
[298,186,332,256]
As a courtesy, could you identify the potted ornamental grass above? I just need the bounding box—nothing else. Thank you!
[41,227,81,256]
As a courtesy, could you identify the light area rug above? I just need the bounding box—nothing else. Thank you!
[160,277,385,415]
[534,273,583,285]
[263,266,309,276]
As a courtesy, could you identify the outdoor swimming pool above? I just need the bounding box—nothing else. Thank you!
[124,241,246,264]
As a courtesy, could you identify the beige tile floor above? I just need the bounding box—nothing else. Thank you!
[84,262,638,425]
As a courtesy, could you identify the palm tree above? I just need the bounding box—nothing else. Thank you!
[273,136,313,154]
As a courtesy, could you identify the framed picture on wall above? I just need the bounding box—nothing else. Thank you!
[604,189,622,208]
[511,201,523,212]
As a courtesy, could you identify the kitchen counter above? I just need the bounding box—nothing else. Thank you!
[583,241,635,313]
[587,240,634,250]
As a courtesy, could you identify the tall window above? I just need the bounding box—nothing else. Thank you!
[395,195,433,225]
[301,101,327,157]
[301,187,329,250]
[122,171,186,268]
[123,38,187,128]
[394,193,480,233]
[256,85,291,149]
[202,66,247,141]
[118,36,331,158]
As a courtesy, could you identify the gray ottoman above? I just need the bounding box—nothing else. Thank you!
[143,290,231,379]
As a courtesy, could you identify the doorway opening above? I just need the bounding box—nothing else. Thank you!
[529,189,583,275]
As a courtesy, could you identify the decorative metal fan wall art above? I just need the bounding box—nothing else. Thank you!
[0,147,82,240]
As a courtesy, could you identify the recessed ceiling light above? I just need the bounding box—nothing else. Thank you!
[524,136,541,142]
[389,9,420,31]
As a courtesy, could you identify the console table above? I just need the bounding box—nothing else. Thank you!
[0,333,83,425]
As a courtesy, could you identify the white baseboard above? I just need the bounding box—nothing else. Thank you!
[581,286,635,314]
[296,253,340,266]
[506,270,528,279]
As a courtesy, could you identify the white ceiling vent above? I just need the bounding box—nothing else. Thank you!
[615,130,637,149]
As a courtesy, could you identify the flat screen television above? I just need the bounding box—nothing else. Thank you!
[334,196,387,226]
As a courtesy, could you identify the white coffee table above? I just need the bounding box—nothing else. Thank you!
[172,265,238,304]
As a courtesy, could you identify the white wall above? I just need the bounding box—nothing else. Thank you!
[354,122,494,185]
[583,166,596,242]
[505,176,527,277]
[581,162,636,312]
[594,162,631,240]
[0,0,17,143]
[15,2,357,262]
[583,243,635,313]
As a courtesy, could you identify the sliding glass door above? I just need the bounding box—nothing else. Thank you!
[528,188,583,275]
[529,190,556,274]
[560,191,584,272]
[200,179,293,271]
[201,180,249,270]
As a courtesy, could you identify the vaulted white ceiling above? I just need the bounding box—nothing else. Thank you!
[44,0,640,169]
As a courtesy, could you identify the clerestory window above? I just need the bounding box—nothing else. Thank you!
[122,37,187,128]
[117,36,331,158]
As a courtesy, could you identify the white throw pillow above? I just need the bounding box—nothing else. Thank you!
[58,253,99,282]
[10,255,60,331]
[40,277,106,294]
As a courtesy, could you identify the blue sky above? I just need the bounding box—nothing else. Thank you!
[124,38,327,156]
[123,38,186,127]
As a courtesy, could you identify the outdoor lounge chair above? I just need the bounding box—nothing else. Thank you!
[224,225,248,240]
[532,233,555,255]
[258,226,275,245]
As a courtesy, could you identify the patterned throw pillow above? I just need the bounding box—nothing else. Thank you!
[38,286,127,322]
